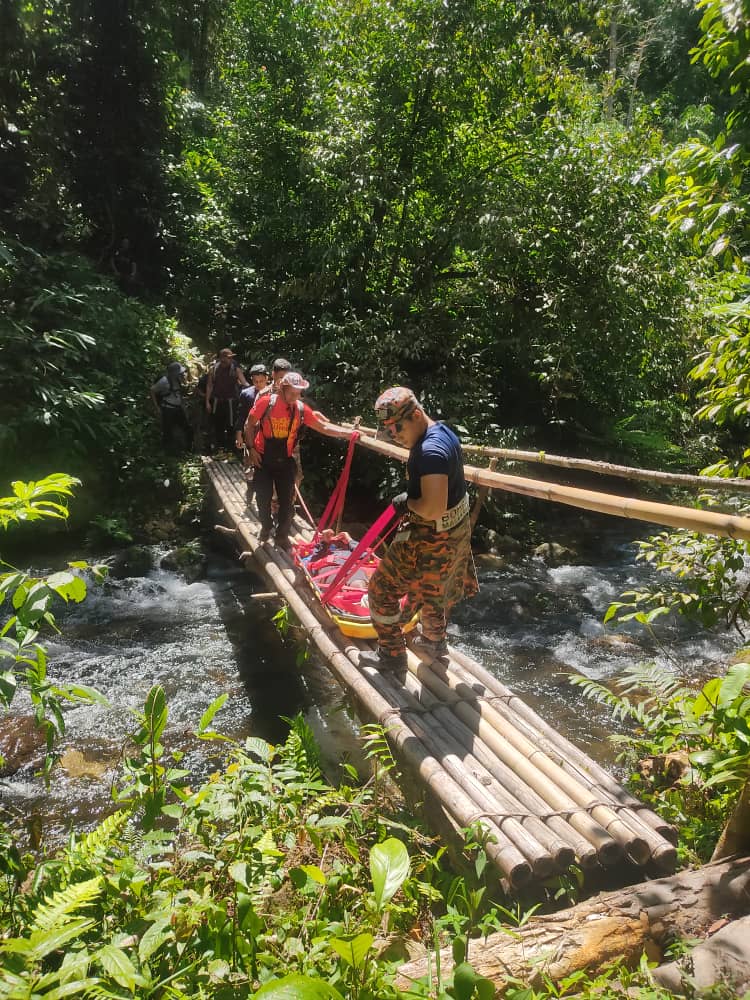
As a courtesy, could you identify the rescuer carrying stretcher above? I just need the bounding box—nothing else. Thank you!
[359,387,479,671]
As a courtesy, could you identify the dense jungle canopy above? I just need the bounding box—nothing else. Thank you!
[2,0,750,500]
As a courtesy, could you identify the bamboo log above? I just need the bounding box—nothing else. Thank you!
[397,673,581,870]
[394,652,623,865]
[446,644,677,847]
[403,649,650,864]
[344,424,750,495]
[440,650,676,871]
[377,675,558,877]
[470,457,498,528]
[343,431,750,541]
[396,855,750,990]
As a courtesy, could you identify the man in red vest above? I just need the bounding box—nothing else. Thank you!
[244,371,351,550]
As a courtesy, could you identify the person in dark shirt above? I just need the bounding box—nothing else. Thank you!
[205,347,248,453]
[235,363,270,500]
[358,387,478,672]
[150,362,192,453]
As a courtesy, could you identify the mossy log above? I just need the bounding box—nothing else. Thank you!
[395,855,750,991]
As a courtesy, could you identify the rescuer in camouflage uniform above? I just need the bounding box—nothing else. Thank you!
[359,387,478,672]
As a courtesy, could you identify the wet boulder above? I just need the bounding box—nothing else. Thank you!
[0,715,46,776]
[534,541,577,565]
[108,545,154,579]
[160,544,207,582]
[483,529,524,557]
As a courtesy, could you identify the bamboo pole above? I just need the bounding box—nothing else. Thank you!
[398,673,583,870]
[378,673,560,876]
[440,649,676,871]
[470,457,498,528]
[393,695,557,877]
[383,644,625,865]
[339,430,750,541]
[401,647,650,864]
[445,644,677,846]
[344,424,750,495]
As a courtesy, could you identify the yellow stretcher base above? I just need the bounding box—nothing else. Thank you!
[329,608,420,640]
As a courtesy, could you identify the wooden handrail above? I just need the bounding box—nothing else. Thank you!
[336,425,750,542]
[344,423,750,495]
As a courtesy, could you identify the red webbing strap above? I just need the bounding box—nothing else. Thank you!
[314,431,360,539]
[321,504,397,606]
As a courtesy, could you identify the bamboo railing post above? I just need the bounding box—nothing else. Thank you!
[470,457,498,529]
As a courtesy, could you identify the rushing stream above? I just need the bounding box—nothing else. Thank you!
[0,526,741,849]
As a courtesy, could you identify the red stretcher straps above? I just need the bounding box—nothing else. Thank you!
[321,504,397,606]
[314,431,360,540]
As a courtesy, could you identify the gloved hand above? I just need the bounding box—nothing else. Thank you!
[391,492,409,516]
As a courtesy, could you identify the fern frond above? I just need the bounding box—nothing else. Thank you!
[30,876,102,933]
[617,662,693,706]
[72,809,130,864]
[280,713,321,777]
[569,674,621,708]
[361,723,397,772]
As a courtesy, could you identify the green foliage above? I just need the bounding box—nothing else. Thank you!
[0,476,109,777]
[571,661,750,859]
[0,686,544,999]
[505,953,677,1000]
[0,474,79,530]
[0,237,185,493]
[605,510,750,633]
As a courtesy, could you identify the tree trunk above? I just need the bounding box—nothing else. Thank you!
[712,780,750,861]
[395,856,750,991]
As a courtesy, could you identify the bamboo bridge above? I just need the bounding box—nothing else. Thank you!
[203,430,750,890]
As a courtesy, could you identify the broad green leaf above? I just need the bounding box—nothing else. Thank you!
[718,664,750,707]
[452,962,480,1000]
[370,837,410,909]
[229,861,250,888]
[96,943,141,990]
[329,932,373,968]
[138,917,172,961]
[254,974,345,999]
[198,692,228,734]
[300,864,327,885]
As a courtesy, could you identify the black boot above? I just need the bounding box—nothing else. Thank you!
[358,647,408,671]
[411,633,449,662]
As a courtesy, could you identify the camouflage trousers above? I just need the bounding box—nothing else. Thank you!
[368,513,479,657]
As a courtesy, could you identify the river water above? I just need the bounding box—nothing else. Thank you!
[0,528,741,849]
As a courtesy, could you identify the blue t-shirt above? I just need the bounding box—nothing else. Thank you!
[407,422,466,508]
[235,385,259,432]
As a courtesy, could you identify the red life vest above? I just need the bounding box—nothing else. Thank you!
[252,393,305,457]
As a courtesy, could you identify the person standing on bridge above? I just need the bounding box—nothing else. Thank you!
[245,370,351,551]
[359,387,478,672]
